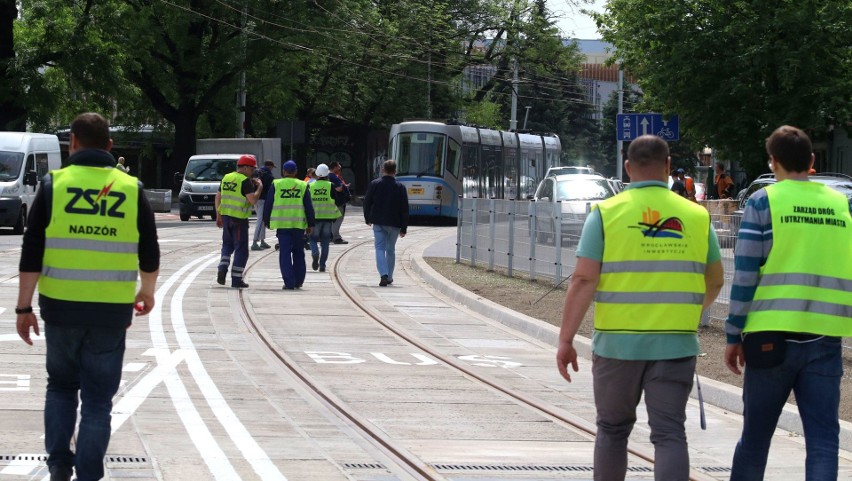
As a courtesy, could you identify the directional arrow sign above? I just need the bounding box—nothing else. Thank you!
[616,113,679,141]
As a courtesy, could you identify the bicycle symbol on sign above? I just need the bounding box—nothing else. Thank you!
[657,127,675,140]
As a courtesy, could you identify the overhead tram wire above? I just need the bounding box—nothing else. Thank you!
[156,0,599,109]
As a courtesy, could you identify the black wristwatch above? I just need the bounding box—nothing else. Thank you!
[15,306,33,315]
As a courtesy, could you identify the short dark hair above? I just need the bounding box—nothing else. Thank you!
[70,112,110,149]
[626,135,669,168]
[382,159,397,175]
[328,161,341,170]
[766,125,812,173]
[264,160,275,167]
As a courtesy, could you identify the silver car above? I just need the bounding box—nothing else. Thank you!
[530,174,616,245]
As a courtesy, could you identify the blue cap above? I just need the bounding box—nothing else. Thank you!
[283,160,297,173]
[676,168,685,174]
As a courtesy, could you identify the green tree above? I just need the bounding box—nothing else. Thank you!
[593,0,852,178]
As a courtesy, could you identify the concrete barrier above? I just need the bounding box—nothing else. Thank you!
[144,189,172,213]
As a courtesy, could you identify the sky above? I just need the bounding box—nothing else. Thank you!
[551,0,606,39]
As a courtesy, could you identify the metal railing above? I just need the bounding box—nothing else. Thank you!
[456,197,741,323]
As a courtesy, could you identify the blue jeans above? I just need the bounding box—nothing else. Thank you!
[372,224,400,280]
[44,323,126,481]
[277,228,306,288]
[310,220,333,269]
[731,336,842,481]
[218,215,249,284]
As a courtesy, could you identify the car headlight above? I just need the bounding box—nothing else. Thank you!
[182,183,192,193]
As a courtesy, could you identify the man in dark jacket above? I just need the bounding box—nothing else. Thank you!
[252,160,275,250]
[363,159,409,286]
[16,112,160,481]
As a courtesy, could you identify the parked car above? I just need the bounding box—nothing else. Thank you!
[607,177,625,194]
[545,166,598,177]
[530,174,616,244]
[735,172,852,214]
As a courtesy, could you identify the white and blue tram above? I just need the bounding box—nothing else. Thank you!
[387,121,562,220]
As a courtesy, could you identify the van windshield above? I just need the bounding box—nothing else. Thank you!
[184,158,236,182]
[0,151,24,181]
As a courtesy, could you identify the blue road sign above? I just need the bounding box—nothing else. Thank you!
[616,113,679,141]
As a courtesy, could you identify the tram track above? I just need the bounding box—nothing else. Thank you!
[235,229,719,481]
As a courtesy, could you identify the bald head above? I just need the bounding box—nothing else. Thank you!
[625,135,670,182]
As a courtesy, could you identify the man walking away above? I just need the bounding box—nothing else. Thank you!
[215,154,263,288]
[725,125,852,481]
[308,163,341,272]
[363,159,409,286]
[252,160,275,251]
[16,112,160,481]
[556,135,724,481]
[264,160,314,289]
[714,162,735,199]
[328,160,351,244]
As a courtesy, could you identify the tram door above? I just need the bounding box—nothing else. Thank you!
[462,143,481,198]
[482,145,503,199]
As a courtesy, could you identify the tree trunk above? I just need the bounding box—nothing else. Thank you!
[169,110,199,189]
[0,0,25,130]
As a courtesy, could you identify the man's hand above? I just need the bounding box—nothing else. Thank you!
[400,232,406,238]
[725,343,745,375]
[556,340,579,382]
[17,313,39,346]
[135,291,155,317]
[305,227,313,236]
[216,215,223,228]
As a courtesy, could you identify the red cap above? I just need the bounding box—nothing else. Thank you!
[237,155,257,167]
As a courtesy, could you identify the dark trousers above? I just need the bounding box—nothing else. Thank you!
[44,324,126,481]
[218,216,249,283]
[277,229,306,288]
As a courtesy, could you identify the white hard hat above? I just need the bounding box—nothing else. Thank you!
[316,164,329,177]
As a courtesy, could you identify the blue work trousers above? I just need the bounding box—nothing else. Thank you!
[372,224,400,281]
[218,216,249,284]
[731,336,842,481]
[310,220,333,270]
[44,323,126,481]
[277,228,306,288]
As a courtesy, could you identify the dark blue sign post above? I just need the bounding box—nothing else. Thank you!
[616,113,679,141]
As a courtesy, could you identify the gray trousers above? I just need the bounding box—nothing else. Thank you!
[592,355,696,481]
[253,199,267,243]
[331,203,346,240]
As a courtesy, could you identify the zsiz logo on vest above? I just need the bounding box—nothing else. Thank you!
[222,181,238,192]
[280,188,302,199]
[65,181,127,218]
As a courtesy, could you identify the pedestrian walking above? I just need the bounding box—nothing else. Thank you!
[714,162,735,199]
[363,159,409,286]
[556,135,724,481]
[263,160,315,289]
[15,112,160,481]
[115,156,129,173]
[328,161,351,244]
[725,125,852,481]
[308,163,341,272]
[215,154,263,288]
[671,168,688,197]
[251,160,275,251]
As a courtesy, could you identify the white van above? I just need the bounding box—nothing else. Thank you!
[0,132,61,233]
[175,154,240,221]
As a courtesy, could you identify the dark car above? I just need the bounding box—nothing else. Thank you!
[736,172,852,214]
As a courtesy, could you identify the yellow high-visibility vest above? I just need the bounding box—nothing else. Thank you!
[309,180,341,220]
[40,165,140,303]
[269,177,308,229]
[595,186,710,333]
[745,180,852,336]
[218,171,251,219]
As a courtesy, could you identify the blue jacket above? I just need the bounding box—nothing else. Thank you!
[363,175,409,233]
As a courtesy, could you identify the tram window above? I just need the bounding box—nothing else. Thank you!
[447,139,461,178]
[397,133,445,177]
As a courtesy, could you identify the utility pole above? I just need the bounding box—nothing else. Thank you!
[616,67,624,181]
[236,4,247,138]
[509,59,519,131]
[522,106,531,130]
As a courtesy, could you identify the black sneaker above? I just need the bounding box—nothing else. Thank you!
[333,238,349,245]
[319,266,326,272]
[217,271,226,285]
[387,278,393,285]
[232,280,249,288]
[282,285,295,290]
[379,275,389,287]
[312,255,319,271]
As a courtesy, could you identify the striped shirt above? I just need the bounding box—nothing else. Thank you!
[725,182,852,344]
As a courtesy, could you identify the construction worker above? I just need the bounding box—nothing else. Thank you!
[263,160,314,289]
[308,163,342,272]
[214,154,263,288]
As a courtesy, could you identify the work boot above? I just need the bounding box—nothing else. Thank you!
[312,255,319,271]
[217,271,226,285]
[260,240,272,249]
[251,242,262,251]
[333,238,349,245]
[49,465,73,481]
[232,279,249,289]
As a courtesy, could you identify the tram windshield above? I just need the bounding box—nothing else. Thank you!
[396,133,444,177]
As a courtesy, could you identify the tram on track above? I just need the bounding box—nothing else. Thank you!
[388,121,562,220]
